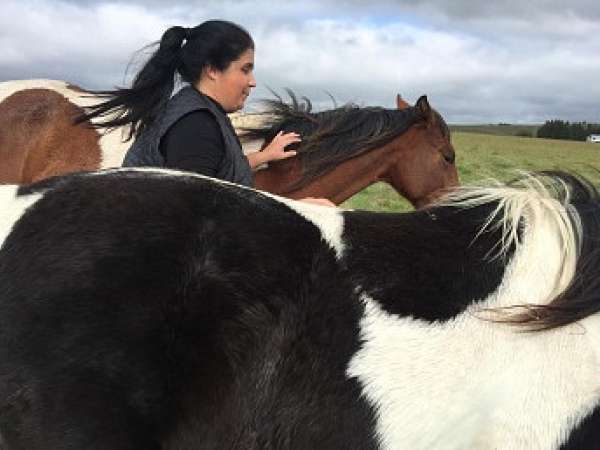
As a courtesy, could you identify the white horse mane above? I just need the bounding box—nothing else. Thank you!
[436,172,583,305]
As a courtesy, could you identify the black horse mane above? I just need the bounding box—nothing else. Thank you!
[238,89,426,189]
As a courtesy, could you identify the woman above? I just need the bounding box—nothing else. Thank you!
[79,20,332,205]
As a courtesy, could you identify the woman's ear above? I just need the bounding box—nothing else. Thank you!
[203,65,220,81]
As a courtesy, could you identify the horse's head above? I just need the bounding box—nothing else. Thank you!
[249,90,459,206]
[385,95,459,208]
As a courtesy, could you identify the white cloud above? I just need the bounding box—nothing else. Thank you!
[1,0,599,123]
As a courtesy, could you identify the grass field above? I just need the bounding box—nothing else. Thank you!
[343,132,600,212]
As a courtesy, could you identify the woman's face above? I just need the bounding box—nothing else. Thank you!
[211,48,256,113]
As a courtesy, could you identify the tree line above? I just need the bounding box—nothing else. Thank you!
[537,120,600,141]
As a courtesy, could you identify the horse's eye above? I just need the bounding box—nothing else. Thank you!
[443,150,455,164]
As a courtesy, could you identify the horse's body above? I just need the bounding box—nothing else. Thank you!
[0,169,599,449]
[0,79,458,206]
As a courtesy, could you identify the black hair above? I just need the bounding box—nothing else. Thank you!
[75,20,254,139]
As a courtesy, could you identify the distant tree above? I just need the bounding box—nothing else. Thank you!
[537,120,600,141]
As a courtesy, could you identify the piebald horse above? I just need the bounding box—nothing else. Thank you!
[0,169,599,449]
[0,79,458,206]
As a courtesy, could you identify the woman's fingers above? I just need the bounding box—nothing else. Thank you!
[276,132,301,144]
[269,134,300,149]
[282,137,301,146]
[279,150,297,159]
[299,197,336,207]
[261,131,302,162]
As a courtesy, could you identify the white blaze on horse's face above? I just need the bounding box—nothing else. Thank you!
[0,186,43,251]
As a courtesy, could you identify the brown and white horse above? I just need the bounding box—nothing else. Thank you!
[0,169,599,449]
[0,79,458,207]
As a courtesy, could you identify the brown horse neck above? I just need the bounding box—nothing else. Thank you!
[253,143,399,205]
[253,156,301,195]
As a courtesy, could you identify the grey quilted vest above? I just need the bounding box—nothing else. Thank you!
[122,86,253,187]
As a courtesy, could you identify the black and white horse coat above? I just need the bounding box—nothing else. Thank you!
[0,169,599,449]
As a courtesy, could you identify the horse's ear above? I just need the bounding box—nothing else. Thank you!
[396,94,410,110]
[415,95,432,119]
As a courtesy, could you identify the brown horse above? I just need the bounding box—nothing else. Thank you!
[243,90,458,206]
[0,80,458,207]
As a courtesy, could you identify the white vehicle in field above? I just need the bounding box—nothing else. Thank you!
[586,134,600,143]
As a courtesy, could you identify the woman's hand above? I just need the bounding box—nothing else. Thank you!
[247,131,301,169]
[298,197,336,207]
[262,131,301,161]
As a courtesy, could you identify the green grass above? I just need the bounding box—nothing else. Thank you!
[342,132,600,212]
[341,182,410,211]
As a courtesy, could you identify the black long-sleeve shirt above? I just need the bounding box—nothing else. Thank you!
[159,92,233,177]
[159,110,225,177]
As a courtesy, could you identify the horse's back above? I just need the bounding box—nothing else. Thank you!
[0,170,378,449]
[2,169,600,449]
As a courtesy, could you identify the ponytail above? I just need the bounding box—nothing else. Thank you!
[76,21,253,140]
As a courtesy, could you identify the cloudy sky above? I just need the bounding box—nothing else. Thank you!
[1,0,599,123]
